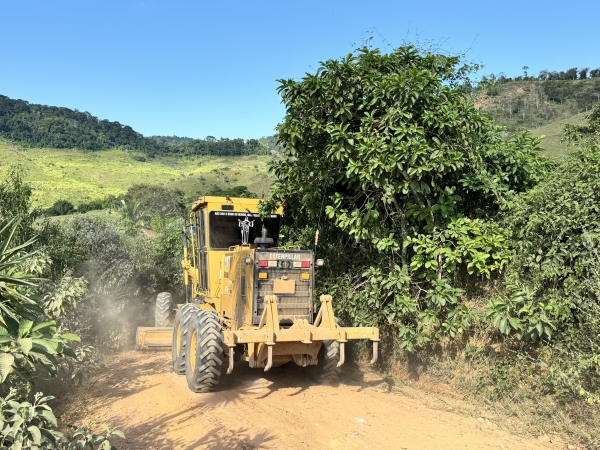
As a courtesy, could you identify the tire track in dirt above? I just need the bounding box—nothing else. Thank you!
[57,351,561,450]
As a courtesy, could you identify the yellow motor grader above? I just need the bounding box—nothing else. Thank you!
[136,196,379,392]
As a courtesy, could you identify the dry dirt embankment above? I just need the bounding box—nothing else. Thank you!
[56,351,561,450]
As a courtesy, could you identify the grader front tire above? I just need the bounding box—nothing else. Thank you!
[185,310,224,392]
[155,292,172,327]
[171,303,198,375]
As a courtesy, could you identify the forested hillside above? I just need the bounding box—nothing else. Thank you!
[0,94,278,157]
[473,66,600,132]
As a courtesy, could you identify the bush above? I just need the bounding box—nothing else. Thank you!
[45,200,76,217]
[495,141,600,402]
[121,184,185,228]
[205,185,253,197]
[77,199,104,213]
[0,389,124,449]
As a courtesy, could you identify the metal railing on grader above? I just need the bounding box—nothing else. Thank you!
[136,196,379,392]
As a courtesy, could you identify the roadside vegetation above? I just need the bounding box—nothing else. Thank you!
[0,173,187,448]
[262,46,600,447]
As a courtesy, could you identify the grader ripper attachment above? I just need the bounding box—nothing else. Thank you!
[136,196,379,392]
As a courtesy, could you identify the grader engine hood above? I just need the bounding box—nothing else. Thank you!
[254,250,313,325]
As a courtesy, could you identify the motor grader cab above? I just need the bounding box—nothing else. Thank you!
[137,196,379,392]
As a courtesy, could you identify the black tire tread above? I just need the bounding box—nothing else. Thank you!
[185,310,223,393]
[155,292,172,327]
[318,339,341,383]
[171,303,198,375]
[305,317,342,383]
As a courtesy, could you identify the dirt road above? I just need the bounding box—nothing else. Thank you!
[58,351,560,450]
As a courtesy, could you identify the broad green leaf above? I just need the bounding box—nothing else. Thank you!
[19,320,33,337]
[17,338,33,356]
[60,333,80,342]
[28,425,42,445]
[0,352,15,382]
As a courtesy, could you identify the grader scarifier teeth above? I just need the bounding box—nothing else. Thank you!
[221,295,380,376]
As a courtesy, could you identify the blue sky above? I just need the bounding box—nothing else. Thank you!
[1,0,598,139]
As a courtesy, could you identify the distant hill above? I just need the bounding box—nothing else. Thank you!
[473,77,600,132]
[150,135,196,146]
[0,94,277,157]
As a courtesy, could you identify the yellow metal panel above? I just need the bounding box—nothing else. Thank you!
[273,279,295,294]
[136,327,172,349]
[222,326,379,345]
[192,196,283,215]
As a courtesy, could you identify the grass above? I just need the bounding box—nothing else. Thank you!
[530,111,589,159]
[0,139,274,207]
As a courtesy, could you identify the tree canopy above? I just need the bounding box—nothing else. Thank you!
[0,95,276,157]
[263,45,549,349]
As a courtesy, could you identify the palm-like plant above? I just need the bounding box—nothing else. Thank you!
[0,220,41,323]
[0,221,79,383]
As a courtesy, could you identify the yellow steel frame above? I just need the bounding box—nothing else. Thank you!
[222,295,379,373]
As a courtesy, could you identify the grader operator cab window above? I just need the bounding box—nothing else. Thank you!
[208,211,280,249]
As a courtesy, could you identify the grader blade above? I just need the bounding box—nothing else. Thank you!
[136,326,172,349]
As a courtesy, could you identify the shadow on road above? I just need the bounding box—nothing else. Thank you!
[58,350,396,449]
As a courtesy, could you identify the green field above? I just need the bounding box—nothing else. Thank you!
[530,111,589,159]
[0,139,273,207]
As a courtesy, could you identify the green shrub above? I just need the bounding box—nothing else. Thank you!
[45,200,76,217]
[495,140,600,401]
[0,389,124,449]
[205,185,253,197]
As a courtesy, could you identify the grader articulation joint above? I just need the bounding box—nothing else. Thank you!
[136,196,379,392]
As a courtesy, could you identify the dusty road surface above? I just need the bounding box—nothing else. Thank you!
[58,351,560,450]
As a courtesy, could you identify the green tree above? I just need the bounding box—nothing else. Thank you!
[493,139,600,401]
[122,184,186,227]
[262,45,549,349]
[0,221,79,384]
[566,67,578,80]
[206,185,253,197]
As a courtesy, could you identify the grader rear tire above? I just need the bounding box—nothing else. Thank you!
[185,310,223,392]
[155,292,172,327]
[171,303,198,375]
[307,339,341,384]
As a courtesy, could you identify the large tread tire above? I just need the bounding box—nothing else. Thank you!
[306,316,342,383]
[171,303,198,375]
[309,339,341,384]
[155,292,172,327]
[185,310,224,393]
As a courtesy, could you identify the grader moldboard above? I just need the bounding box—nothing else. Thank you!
[136,196,379,393]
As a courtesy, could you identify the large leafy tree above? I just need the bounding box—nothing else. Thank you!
[263,45,548,349]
